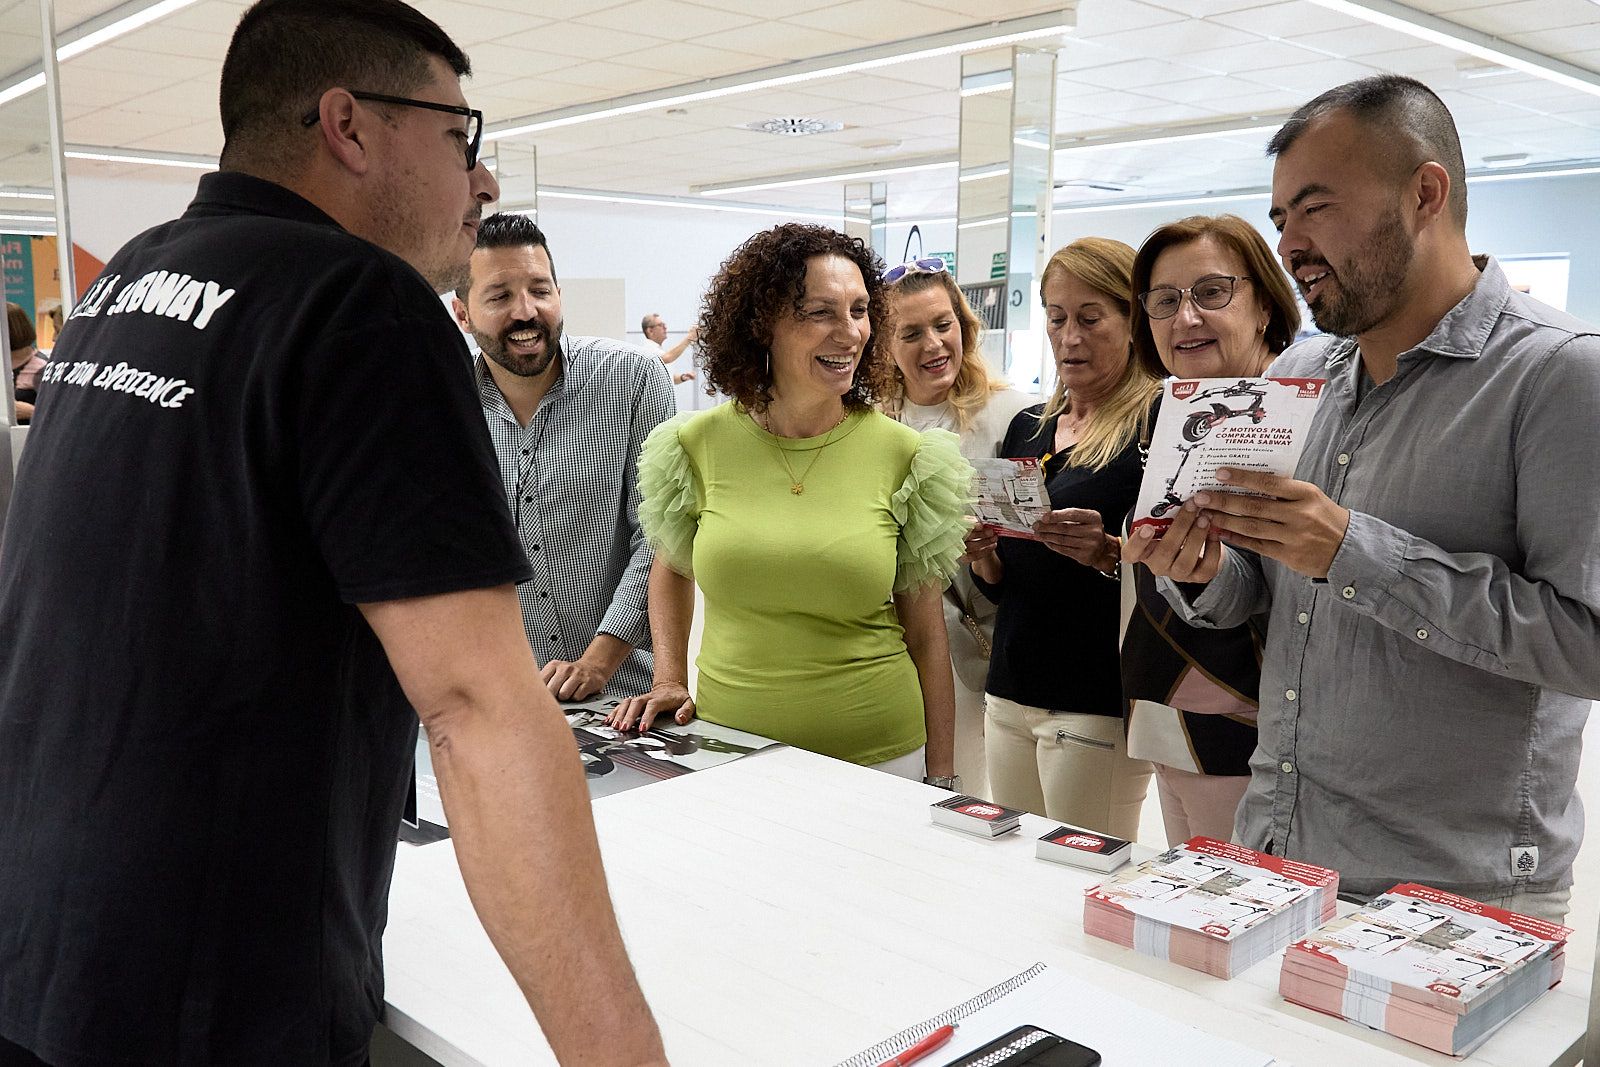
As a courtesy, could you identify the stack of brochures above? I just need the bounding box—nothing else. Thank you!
[1036,825,1131,872]
[1084,837,1338,978]
[930,795,1024,838]
[1279,884,1570,1056]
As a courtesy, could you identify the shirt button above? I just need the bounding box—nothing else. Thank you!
[1296,612,1309,624]
[1285,689,1297,701]
[1337,453,1350,466]
[521,449,529,456]
[523,495,532,503]
[1342,586,1356,599]
[539,591,549,598]
[550,634,559,643]
[532,544,540,552]
[1417,628,1429,640]
[1281,761,1295,774]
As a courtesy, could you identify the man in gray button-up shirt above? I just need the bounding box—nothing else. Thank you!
[1126,76,1600,921]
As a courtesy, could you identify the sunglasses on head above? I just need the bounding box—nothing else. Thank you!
[883,258,949,284]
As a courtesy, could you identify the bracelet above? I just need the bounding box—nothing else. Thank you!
[1094,535,1121,580]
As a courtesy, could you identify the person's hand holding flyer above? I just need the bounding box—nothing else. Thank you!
[1132,376,1326,535]
[971,457,1051,540]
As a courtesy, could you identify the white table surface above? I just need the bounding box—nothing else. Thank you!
[382,746,1587,1067]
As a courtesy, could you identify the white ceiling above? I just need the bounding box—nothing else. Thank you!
[3,0,1600,218]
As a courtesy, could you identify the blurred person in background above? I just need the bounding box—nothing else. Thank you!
[880,258,1033,799]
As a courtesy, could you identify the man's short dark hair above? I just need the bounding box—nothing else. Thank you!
[455,213,557,300]
[1267,75,1468,226]
[219,0,469,171]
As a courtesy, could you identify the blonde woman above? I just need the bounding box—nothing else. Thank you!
[964,238,1160,837]
[881,259,1032,798]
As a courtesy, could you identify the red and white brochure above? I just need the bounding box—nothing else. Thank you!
[971,457,1049,541]
[1279,883,1570,1056]
[1132,376,1326,535]
[1084,837,1338,979]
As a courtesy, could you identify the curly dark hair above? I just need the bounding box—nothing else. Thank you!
[697,223,892,412]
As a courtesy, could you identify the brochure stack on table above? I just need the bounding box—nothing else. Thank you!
[1084,837,1339,979]
[1279,883,1571,1057]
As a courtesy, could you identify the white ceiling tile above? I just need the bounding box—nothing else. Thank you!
[783,0,978,38]
[690,20,873,59]
[1506,23,1600,52]
[1072,0,1190,37]
[1145,0,1289,14]
[103,24,231,61]
[1207,1,1358,38]
[1243,56,1387,93]
[156,2,250,37]
[1085,18,1266,58]
[1073,57,1224,91]
[1448,0,1600,36]
[422,2,554,42]
[1181,37,1331,75]
[1285,24,1428,58]
[575,0,758,38]
[612,40,775,79]
[63,44,218,80]
[686,0,837,16]
[454,0,632,14]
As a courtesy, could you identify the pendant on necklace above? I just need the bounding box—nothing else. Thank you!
[790,484,804,495]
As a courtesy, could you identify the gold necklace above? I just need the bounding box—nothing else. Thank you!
[751,408,850,495]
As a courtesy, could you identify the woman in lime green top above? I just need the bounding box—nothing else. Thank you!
[608,224,973,781]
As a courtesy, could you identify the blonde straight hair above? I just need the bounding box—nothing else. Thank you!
[1037,237,1161,471]
[881,270,1008,434]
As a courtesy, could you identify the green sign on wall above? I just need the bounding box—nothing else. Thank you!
[990,251,1007,280]
[1,234,34,325]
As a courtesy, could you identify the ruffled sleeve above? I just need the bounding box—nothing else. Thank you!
[637,413,701,578]
[889,427,975,595]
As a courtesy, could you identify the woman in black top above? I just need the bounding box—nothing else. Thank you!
[967,237,1160,837]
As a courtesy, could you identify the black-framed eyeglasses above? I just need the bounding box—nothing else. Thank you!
[1139,275,1251,319]
[301,91,483,171]
[883,257,949,284]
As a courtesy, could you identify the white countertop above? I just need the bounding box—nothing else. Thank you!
[383,746,1585,1066]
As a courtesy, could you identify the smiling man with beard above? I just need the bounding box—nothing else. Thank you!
[1125,75,1600,924]
[454,212,674,701]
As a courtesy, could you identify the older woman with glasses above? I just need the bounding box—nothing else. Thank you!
[608,225,973,786]
[1054,215,1302,845]
[964,237,1160,837]
[880,258,1033,799]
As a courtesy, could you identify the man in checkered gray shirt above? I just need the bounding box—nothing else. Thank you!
[453,212,674,699]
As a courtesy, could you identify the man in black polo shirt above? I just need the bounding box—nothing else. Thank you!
[0,2,665,1065]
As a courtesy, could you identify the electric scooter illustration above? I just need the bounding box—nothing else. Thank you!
[1181,380,1268,442]
[1148,442,1200,518]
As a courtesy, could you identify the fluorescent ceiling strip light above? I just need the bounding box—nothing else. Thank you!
[0,212,54,223]
[1468,163,1600,182]
[699,158,957,197]
[0,189,54,201]
[1058,117,1287,154]
[959,164,1009,183]
[957,217,1008,230]
[1055,191,1268,215]
[65,147,217,170]
[960,80,1013,98]
[57,0,203,61]
[1307,0,1600,98]
[485,12,1071,141]
[0,0,202,104]
[536,188,841,222]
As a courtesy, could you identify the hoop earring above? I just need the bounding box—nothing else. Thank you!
[765,350,771,379]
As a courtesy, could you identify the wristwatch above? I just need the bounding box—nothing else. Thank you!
[922,774,961,791]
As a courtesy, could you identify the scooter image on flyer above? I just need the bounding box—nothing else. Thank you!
[1148,442,1200,518]
[1181,380,1268,442]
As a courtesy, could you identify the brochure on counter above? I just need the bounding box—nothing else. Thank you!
[1280,883,1570,1057]
[1131,376,1326,535]
[971,457,1050,540]
[1084,837,1338,979]
[401,698,781,840]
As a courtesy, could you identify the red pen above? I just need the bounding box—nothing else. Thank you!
[877,1023,958,1067]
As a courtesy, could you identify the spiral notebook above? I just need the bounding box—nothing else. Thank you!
[832,963,1276,1067]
